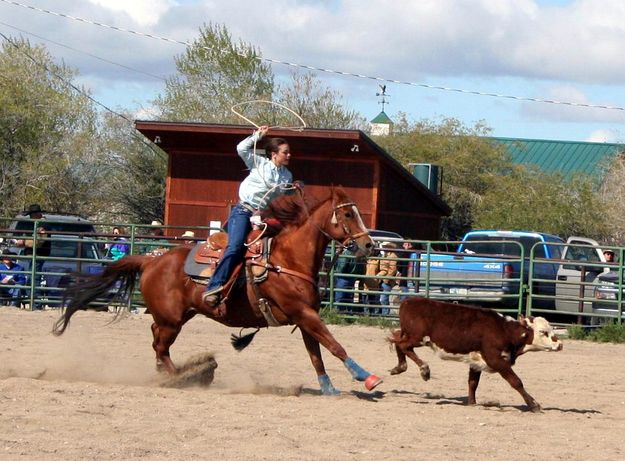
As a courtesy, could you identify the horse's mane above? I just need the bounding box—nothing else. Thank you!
[261,190,324,227]
[262,192,318,227]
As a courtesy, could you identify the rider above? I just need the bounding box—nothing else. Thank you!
[202,125,294,307]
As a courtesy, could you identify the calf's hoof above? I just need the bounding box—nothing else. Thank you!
[419,364,430,381]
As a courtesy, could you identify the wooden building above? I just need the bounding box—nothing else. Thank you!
[135,122,450,239]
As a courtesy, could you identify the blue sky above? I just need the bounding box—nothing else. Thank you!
[2,0,625,142]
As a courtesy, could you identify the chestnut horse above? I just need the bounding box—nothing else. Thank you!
[53,186,382,395]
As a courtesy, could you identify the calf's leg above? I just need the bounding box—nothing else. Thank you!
[390,340,430,381]
[498,367,541,412]
[467,368,482,405]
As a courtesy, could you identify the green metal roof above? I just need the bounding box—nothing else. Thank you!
[370,111,393,124]
[491,137,624,179]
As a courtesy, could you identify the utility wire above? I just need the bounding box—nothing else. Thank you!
[0,20,167,81]
[2,0,625,112]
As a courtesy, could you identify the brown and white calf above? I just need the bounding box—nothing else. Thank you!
[389,298,563,412]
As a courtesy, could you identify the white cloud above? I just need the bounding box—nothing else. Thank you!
[86,0,175,27]
[585,129,622,143]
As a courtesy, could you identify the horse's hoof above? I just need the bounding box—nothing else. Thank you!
[364,374,383,391]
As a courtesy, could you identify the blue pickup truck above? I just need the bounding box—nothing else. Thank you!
[418,230,565,308]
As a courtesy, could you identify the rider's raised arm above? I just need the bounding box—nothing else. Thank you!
[237,126,269,169]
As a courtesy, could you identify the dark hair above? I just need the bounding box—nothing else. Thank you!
[264,137,288,159]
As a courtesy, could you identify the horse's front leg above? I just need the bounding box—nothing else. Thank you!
[296,308,382,392]
[301,330,339,395]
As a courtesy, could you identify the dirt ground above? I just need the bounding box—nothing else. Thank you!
[1,307,624,461]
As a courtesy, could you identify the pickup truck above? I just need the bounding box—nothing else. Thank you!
[417,230,565,309]
[418,231,619,317]
[553,237,621,321]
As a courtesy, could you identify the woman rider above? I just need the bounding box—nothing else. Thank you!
[202,125,294,307]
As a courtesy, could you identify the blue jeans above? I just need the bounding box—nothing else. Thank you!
[379,282,392,315]
[205,204,252,291]
[334,277,355,311]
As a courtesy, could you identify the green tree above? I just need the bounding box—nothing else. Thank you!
[154,23,274,124]
[0,37,98,216]
[375,115,510,239]
[475,168,608,239]
[96,113,167,223]
[155,23,364,130]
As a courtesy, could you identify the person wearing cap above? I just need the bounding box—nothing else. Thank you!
[604,249,615,263]
[202,125,295,308]
[181,230,196,245]
[138,221,168,255]
[1,250,27,307]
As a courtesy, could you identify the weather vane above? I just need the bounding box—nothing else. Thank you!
[376,84,390,112]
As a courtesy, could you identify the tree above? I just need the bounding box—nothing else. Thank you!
[96,113,167,223]
[0,37,98,217]
[154,23,274,124]
[475,168,609,239]
[275,70,366,129]
[155,24,365,130]
[374,115,510,239]
[597,155,625,244]
[374,115,609,240]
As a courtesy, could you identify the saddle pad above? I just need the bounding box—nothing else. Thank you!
[184,243,217,279]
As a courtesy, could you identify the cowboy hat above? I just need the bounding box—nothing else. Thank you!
[151,220,162,226]
[181,231,195,238]
[26,204,43,215]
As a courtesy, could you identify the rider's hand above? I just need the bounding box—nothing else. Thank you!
[256,126,269,138]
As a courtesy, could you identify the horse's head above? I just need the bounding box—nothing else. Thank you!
[325,187,374,258]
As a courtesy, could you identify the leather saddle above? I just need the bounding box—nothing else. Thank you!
[183,224,277,281]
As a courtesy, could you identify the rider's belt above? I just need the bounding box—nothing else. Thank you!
[239,202,257,213]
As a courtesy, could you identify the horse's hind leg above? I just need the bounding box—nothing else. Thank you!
[152,323,181,374]
[151,309,197,374]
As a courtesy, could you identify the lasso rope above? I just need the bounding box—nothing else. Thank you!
[230,100,307,132]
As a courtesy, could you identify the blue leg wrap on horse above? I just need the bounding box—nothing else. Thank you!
[318,374,340,396]
[344,357,369,381]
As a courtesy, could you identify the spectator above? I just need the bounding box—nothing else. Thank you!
[377,241,399,315]
[106,226,129,260]
[16,224,51,277]
[398,240,419,302]
[361,252,381,313]
[0,250,27,307]
[138,221,169,255]
[333,248,365,313]
[181,230,196,245]
[604,250,615,263]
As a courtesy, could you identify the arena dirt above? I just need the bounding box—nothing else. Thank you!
[1,307,624,460]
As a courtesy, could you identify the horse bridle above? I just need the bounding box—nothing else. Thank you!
[329,201,370,251]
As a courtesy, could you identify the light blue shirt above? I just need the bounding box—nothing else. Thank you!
[237,132,293,210]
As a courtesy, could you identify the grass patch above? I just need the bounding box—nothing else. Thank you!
[320,306,397,328]
[566,322,625,343]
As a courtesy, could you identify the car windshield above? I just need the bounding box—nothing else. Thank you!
[50,239,101,260]
[14,220,95,234]
[462,236,544,257]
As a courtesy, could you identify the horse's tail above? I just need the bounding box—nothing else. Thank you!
[52,255,151,336]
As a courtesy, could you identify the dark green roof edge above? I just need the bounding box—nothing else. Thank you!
[489,136,624,179]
